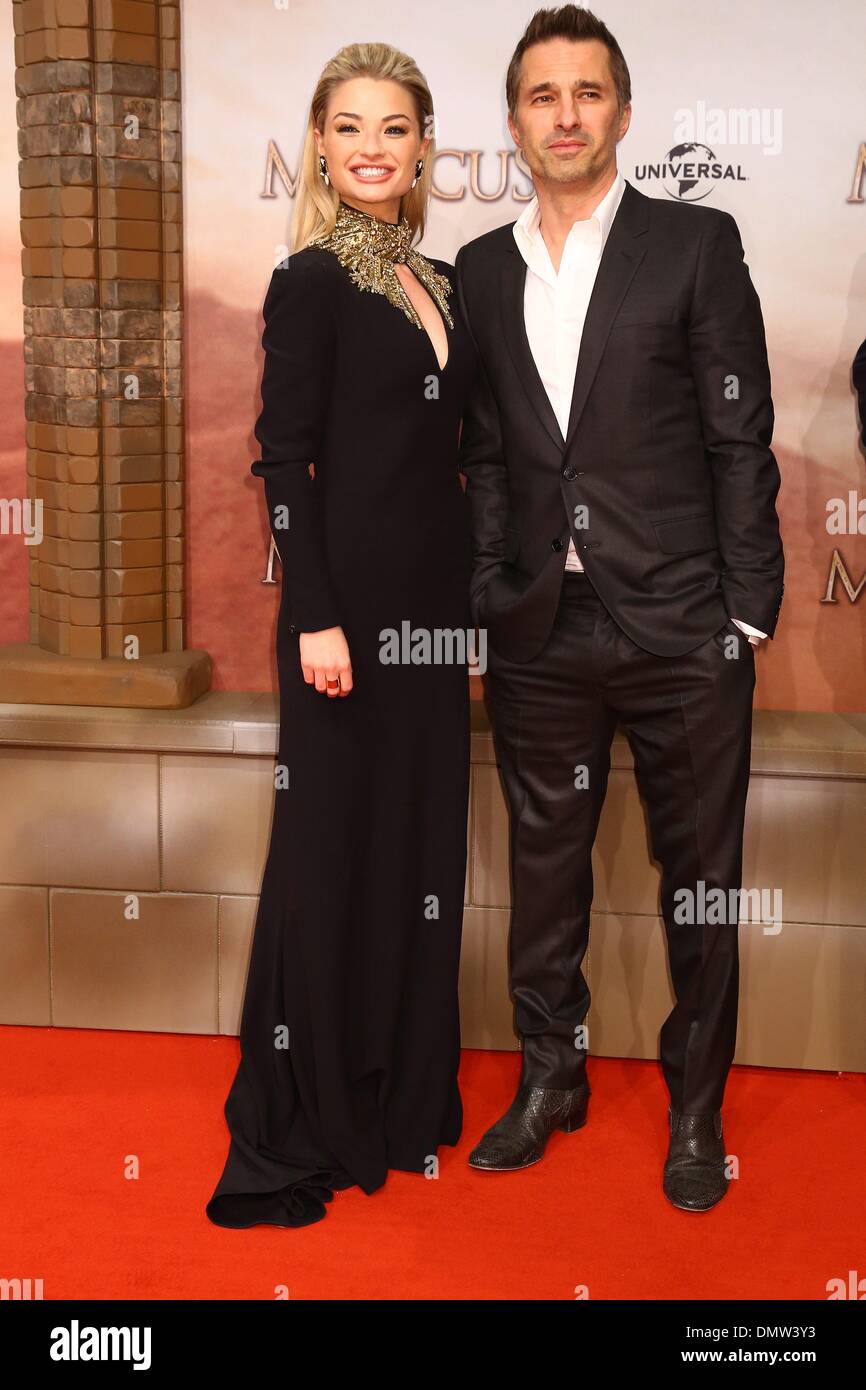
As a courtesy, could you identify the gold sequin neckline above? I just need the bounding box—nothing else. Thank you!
[308,198,454,338]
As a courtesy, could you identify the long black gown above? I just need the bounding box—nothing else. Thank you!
[206,236,478,1228]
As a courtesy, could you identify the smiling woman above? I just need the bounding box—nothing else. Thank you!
[205,42,480,1232]
[309,61,452,371]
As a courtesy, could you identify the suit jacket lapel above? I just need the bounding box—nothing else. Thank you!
[563,180,649,452]
[499,179,650,456]
[500,241,565,452]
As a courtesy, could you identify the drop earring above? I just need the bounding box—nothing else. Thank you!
[319,154,330,187]
[411,158,423,188]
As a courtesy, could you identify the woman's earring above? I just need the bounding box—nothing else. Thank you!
[411,158,423,188]
[319,154,330,186]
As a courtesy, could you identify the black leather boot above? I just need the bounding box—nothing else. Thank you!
[467,1079,590,1171]
[663,1108,729,1211]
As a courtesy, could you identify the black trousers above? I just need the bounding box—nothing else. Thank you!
[484,569,756,1114]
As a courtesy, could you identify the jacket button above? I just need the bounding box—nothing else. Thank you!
[562,465,577,480]
[551,538,563,552]
[289,624,297,634]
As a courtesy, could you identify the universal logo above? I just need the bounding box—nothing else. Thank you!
[634,103,783,202]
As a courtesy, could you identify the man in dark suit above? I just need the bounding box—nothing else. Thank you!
[455,5,784,1211]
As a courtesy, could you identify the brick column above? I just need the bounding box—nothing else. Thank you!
[3,0,211,707]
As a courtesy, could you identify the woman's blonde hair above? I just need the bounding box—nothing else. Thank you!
[291,42,437,253]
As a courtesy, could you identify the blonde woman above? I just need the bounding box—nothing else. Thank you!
[206,44,479,1229]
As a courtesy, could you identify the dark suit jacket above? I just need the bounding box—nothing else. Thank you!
[454,178,784,662]
[854,336,866,452]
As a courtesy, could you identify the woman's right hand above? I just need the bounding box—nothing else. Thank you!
[299,627,353,697]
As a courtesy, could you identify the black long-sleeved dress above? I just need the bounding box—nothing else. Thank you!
[206,242,479,1228]
[855,336,866,452]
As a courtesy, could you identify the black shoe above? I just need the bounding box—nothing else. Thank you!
[663,1108,729,1211]
[468,1079,590,1171]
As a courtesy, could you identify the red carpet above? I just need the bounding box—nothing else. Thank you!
[2,1026,862,1300]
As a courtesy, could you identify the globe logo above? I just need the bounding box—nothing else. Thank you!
[662,143,718,201]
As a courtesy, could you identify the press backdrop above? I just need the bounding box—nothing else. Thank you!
[1,0,864,710]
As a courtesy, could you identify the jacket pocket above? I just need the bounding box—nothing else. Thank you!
[652,513,717,554]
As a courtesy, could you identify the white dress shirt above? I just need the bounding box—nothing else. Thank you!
[511,169,766,643]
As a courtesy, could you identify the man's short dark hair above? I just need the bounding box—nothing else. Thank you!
[506,5,632,116]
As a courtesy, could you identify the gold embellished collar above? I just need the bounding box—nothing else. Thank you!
[309,198,454,332]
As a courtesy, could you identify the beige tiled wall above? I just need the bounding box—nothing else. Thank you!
[0,694,864,1073]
